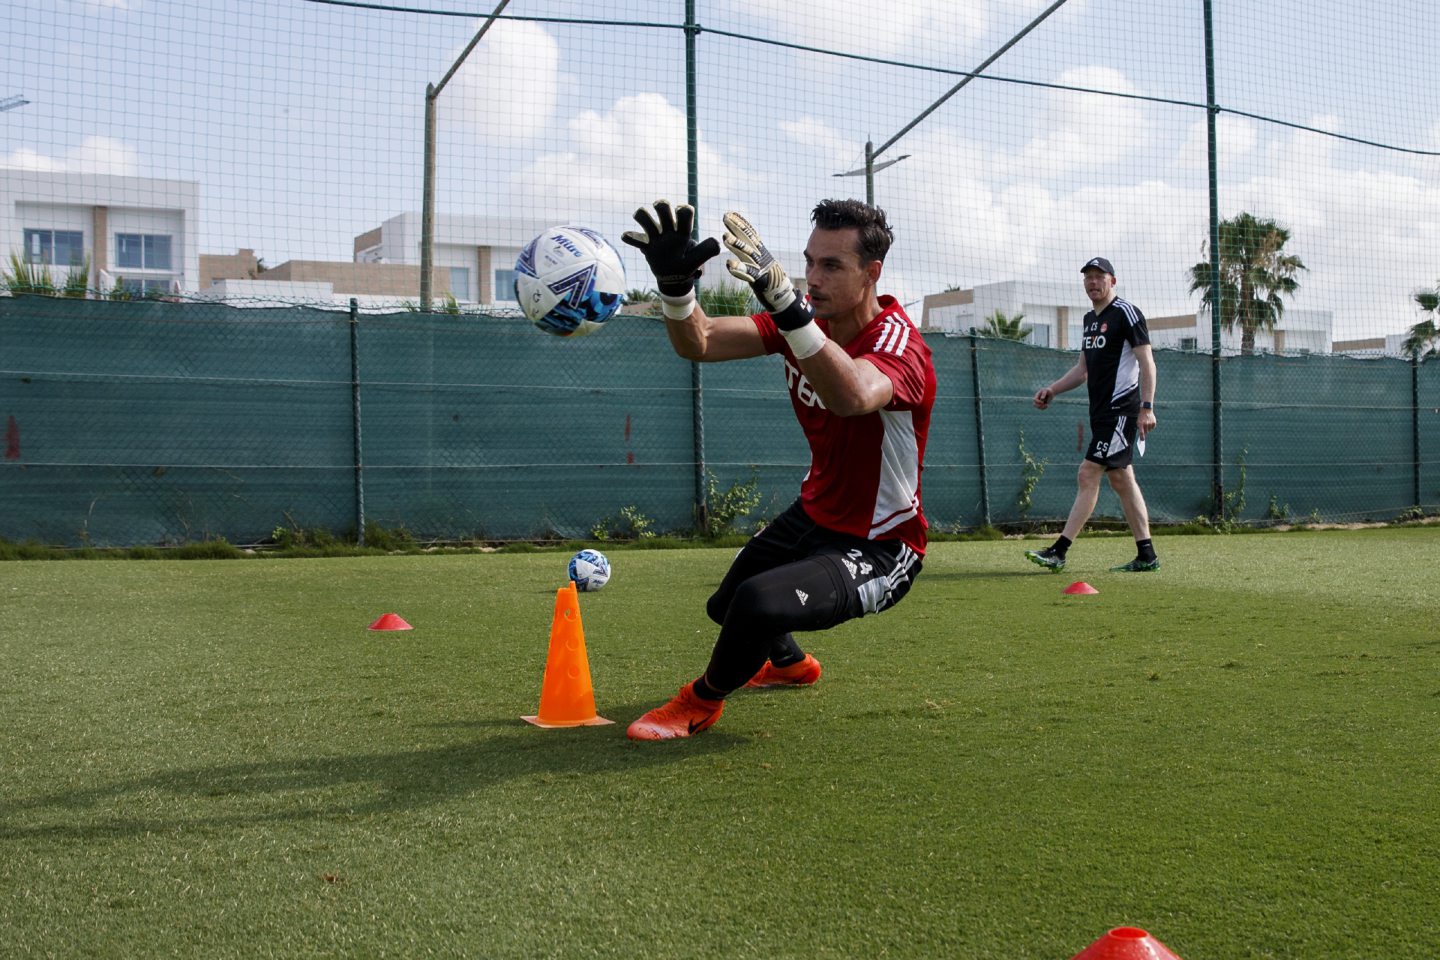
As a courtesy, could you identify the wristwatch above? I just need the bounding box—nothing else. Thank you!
[1140,401,1154,410]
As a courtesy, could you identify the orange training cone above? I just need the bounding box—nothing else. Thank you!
[522,582,613,728]
[368,612,413,630]
[1071,927,1184,960]
[1064,581,1099,595]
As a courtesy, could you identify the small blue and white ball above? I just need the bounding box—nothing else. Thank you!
[514,225,626,337]
[568,549,611,592]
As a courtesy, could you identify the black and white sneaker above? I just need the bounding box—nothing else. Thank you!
[1024,547,1067,572]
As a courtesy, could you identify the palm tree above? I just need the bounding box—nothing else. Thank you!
[975,309,1030,341]
[1403,286,1440,361]
[1188,212,1307,355]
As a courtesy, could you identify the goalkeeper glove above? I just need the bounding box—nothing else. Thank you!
[722,211,814,332]
[621,200,720,302]
[723,211,826,358]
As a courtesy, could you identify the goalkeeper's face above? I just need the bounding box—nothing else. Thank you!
[803,227,880,320]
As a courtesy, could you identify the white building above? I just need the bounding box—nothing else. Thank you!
[919,280,1092,349]
[0,170,199,297]
[194,215,560,311]
[1150,306,1334,356]
[353,212,553,307]
[1332,333,1411,359]
[922,279,1335,355]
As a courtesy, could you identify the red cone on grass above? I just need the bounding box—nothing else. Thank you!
[1064,581,1099,595]
[1071,927,1184,960]
[368,612,413,631]
[522,582,613,728]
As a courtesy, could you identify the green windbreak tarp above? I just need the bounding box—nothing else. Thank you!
[2,297,1434,546]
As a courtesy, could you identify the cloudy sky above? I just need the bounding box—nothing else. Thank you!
[6,0,1440,338]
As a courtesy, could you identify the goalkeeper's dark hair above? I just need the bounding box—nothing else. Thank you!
[811,198,894,264]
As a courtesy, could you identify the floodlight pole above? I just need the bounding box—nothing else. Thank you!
[865,140,874,206]
[832,142,910,202]
[836,0,1070,203]
[421,0,512,311]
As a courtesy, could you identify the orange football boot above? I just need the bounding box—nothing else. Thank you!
[745,653,822,688]
[626,681,725,740]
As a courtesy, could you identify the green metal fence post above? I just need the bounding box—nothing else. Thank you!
[349,298,365,546]
[1204,0,1224,520]
[685,0,707,534]
[1413,356,1422,509]
[970,334,991,526]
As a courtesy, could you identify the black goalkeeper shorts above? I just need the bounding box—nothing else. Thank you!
[1086,412,1140,470]
[707,499,923,631]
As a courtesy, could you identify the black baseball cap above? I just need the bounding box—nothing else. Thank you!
[1081,256,1115,275]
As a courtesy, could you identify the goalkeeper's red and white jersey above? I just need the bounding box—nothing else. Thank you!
[753,296,936,556]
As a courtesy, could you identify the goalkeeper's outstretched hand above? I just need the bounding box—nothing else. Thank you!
[621,200,720,298]
[722,211,813,331]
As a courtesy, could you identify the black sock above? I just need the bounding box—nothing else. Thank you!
[1136,538,1156,562]
[692,675,726,701]
[768,633,805,668]
[1052,535,1073,557]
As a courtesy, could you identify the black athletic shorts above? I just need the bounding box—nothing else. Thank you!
[1086,412,1139,470]
[708,499,923,630]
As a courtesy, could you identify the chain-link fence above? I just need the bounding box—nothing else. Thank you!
[3,296,1435,546]
[4,1,1440,545]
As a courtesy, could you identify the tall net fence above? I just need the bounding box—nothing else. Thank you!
[3,297,1436,547]
[3,0,1440,546]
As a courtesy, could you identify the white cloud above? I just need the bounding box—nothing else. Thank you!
[1217,121,1440,336]
[510,93,742,236]
[880,110,1440,339]
[1177,113,1258,171]
[780,117,857,172]
[1,136,140,175]
[442,18,560,142]
[0,148,55,172]
[724,0,988,58]
[693,91,1440,341]
[1259,113,1340,183]
[725,0,1078,61]
[69,136,141,174]
[878,127,1049,282]
[1009,67,1148,179]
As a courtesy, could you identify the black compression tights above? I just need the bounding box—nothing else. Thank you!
[700,556,848,695]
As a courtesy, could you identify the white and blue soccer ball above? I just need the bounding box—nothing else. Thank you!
[514,225,627,337]
[568,548,611,592]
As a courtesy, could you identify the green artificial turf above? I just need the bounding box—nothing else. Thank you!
[1,528,1437,958]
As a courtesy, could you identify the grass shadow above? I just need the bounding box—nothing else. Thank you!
[0,705,739,841]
